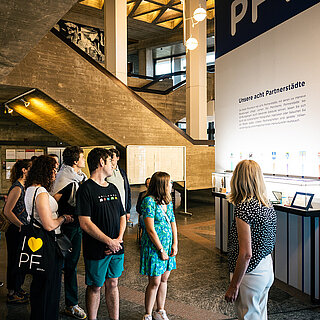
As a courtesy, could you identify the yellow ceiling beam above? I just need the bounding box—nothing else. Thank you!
[157,17,182,29]
[133,2,162,16]
[80,0,104,10]
[133,9,162,23]
[156,8,181,23]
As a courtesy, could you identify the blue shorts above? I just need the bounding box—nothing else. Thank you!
[85,254,124,287]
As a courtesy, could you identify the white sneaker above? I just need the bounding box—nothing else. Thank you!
[142,314,152,320]
[153,310,169,320]
[65,305,87,319]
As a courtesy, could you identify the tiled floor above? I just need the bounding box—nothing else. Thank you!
[0,187,320,319]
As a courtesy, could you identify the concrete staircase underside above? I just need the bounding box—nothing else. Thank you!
[0,31,214,190]
[0,0,78,79]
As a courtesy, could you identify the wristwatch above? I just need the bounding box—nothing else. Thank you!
[159,248,164,253]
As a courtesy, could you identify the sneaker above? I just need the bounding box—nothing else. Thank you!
[7,292,29,304]
[153,310,169,320]
[17,288,29,298]
[65,305,87,319]
[142,315,152,320]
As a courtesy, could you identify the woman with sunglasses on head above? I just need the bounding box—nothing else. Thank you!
[24,155,73,320]
[225,160,277,320]
[140,172,178,320]
[4,159,31,304]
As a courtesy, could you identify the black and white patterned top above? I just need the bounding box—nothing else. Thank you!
[227,197,277,273]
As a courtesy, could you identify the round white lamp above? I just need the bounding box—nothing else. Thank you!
[193,7,206,22]
[186,37,198,50]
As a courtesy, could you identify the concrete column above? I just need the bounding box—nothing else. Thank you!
[186,0,207,140]
[139,48,153,77]
[104,0,127,85]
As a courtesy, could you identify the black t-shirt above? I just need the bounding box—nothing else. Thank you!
[57,183,79,227]
[75,179,125,260]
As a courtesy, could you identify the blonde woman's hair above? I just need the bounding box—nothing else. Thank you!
[227,160,270,207]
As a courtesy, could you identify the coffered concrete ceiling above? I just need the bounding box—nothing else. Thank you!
[72,0,214,40]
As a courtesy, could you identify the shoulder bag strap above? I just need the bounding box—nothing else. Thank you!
[30,187,41,225]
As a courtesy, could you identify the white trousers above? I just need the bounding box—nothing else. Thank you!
[232,254,274,320]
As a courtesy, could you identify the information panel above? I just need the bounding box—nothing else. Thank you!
[126,145,185,185]
[215,3,320,176]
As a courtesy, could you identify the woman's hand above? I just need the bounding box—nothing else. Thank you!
[63,215,74,224]
[160,251,169,261]
[170,243,178,257]
[225,284,239,303]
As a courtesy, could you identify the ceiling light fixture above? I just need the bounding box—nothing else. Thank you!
[5,104,13,114]
[4,88,36,108]
[186,37,199,51]
[193,6,207,22]
[181,0,207,51]
[20,98,30,107]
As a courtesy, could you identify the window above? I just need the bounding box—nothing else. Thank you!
[155,58,171,75]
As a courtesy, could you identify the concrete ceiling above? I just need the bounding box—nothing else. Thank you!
[0,0,78,80]
[78,0,215,30]
[64,1,214,43]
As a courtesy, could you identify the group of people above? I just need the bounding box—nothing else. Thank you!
[1,144,277,320]
[1,146,178,320]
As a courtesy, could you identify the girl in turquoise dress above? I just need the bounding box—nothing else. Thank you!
[140,172,178,320]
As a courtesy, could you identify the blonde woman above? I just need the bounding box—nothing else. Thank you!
[225,160,277,320]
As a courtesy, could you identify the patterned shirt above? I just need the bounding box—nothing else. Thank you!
[228,197,277,273]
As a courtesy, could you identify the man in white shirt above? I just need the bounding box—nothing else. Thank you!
[106,149,131,224]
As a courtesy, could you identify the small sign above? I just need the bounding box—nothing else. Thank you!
[6,149,16,160]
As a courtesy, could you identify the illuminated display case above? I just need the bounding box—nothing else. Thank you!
[212,172,320,210]
[212,171,320,301]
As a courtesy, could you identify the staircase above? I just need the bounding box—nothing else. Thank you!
[0,29,214,190]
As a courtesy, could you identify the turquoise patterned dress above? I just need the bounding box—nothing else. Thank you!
[140,196,176,276]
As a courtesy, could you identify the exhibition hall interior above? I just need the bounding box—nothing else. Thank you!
[1,0,320,319]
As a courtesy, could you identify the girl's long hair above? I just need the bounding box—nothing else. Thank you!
[227,160,270,207]
[10,159,31,184]
[145,171,171,205]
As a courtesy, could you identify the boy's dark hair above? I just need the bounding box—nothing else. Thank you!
[87,148,113,174]
[62,146,84,166]
[110,148,120,158]
[26,155,56,190]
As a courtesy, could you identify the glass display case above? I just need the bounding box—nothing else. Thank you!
[212,172,320,210]
[212,171,232,193]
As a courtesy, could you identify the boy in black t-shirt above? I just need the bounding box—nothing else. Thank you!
[75,148,126,320]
